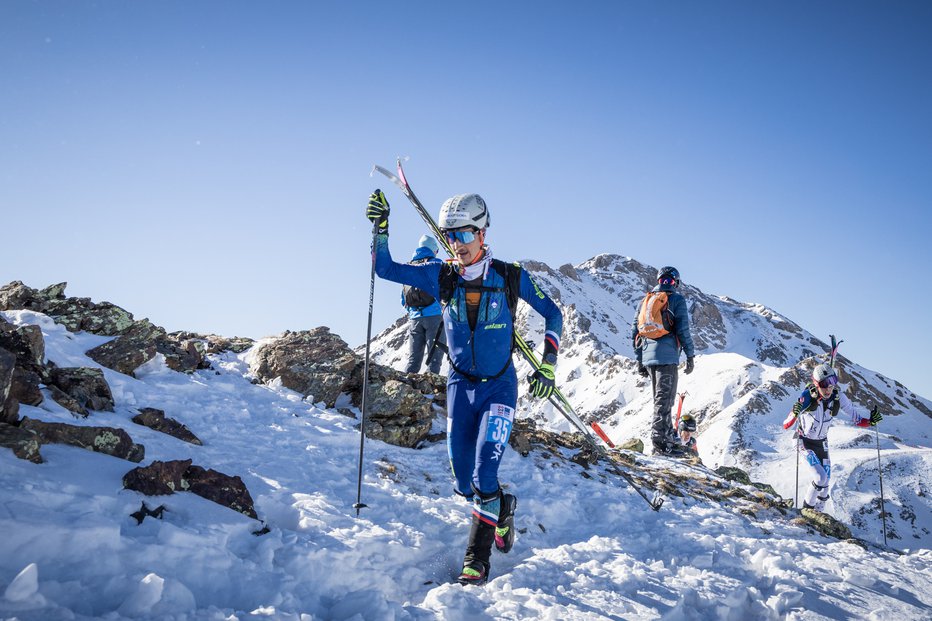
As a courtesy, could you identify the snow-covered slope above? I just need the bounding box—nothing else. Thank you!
[2,308,931,620]
[367,253,932,548]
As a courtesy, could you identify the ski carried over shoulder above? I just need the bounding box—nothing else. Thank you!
[373,158,664,511]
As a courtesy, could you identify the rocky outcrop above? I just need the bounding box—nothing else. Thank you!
[0,281,135,336]
[252,328,358,407]
[132,407,202,445]
[19,418,144,462]
[123,459,257,519]
[2,282,209,377]
[255,327,356,407]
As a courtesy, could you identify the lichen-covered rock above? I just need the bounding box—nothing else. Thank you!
[252,328,357,407]
[0,281,39,311]
[0,321,45,371]
[47,384,86,416]
[85,319,164,376]
[616,437,645,453]
[361,379,434,448]
[156,334,207,373]
[715,466,753,485]
[123,459,257,519]
[0,281,136,336]
[798,507,854,540]
[131,407,202,445]
[19,417,144,462]
[47,367,115,414]
[0,422,42,463]
[170,332,255,355]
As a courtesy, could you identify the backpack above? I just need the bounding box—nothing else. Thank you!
[437,259,520,318]
[431,259,522,382]
[637,291,674,339]
[402,257,437,308]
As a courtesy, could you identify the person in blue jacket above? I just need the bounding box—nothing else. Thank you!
[631,266,696,455]
[401,234,446,374]
[366,188,563,585]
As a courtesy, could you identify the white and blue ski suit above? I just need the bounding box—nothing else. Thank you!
[785,384,872,511]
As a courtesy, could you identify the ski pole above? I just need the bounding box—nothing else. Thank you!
[873,410,888,546]
[794,422,800,509]
[353,220,380,517]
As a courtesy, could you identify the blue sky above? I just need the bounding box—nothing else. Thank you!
[2,1,930,399]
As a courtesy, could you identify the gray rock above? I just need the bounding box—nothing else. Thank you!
[0,321,45,371]
[252,328,357,407]
[85,319,164,376]
[361,379,434,448]
[47,367,115,414]
[20,417,144,462]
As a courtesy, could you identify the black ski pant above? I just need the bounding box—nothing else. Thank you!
[404,315,445,374]
[648,364,678,449]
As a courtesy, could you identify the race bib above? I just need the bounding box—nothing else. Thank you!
[485,403,515,444]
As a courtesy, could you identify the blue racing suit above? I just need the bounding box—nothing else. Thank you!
[373,233,563,498]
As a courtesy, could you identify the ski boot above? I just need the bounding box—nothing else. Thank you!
[495,493,517,553]
[457,561,489,586]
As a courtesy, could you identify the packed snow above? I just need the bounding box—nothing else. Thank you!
[1,309,931,620]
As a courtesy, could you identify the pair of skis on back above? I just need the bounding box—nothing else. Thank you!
[372,159,664,511]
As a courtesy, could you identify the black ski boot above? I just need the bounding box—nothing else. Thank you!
[495,493,517,553]
[458,487,499,586]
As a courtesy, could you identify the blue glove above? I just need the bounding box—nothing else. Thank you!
[366,189,390,234]
[529,363,556,399]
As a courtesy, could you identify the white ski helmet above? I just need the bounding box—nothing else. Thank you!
[438,193,489,230]
[812,363,838,388]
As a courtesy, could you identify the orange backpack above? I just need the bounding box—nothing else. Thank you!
[637,291,674,339]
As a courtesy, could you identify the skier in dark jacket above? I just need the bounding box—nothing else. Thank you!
[366,189,563,585]
[631,266,696,455]
[400,234,445,374]
[783,363,882,511]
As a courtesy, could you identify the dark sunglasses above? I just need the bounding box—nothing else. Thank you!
[443,229,478,244]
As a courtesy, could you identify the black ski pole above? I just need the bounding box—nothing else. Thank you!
[794,423,800,509]
[873,410,888,546]
[353,220,380,517]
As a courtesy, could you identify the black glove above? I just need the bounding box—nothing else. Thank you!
[528,363,556,399]
[683,357,694,375]
[637,363,649,377]
[366,189,390,234]
[869,405,883,426]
